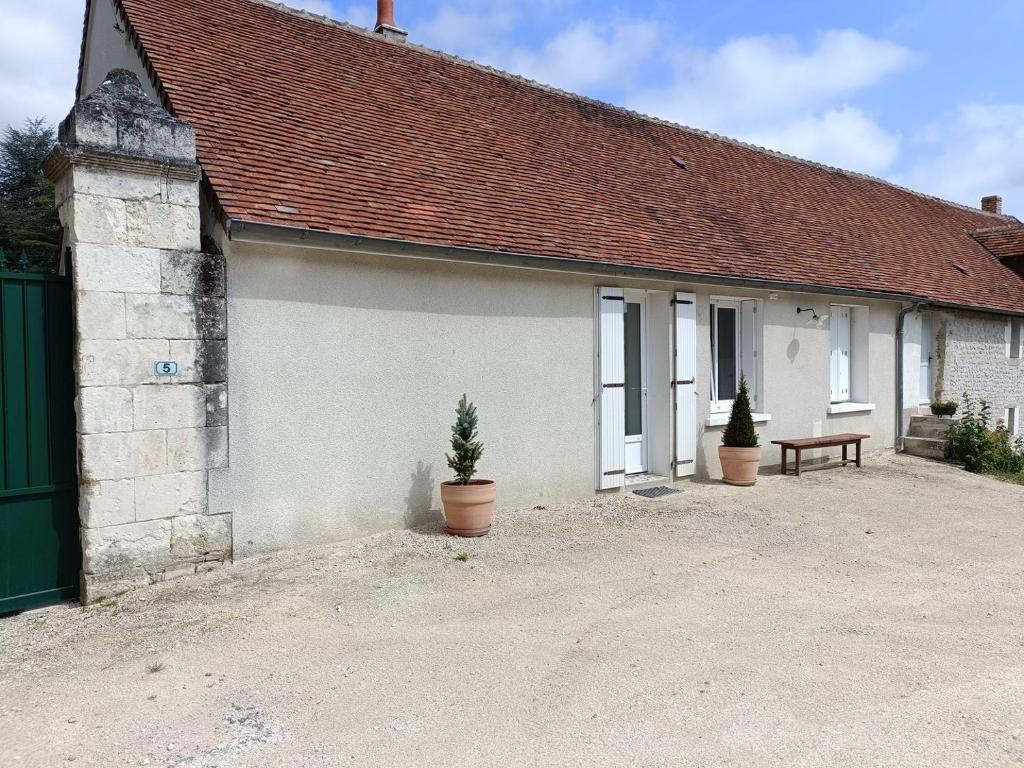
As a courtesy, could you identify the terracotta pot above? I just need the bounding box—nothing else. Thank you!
[440,479,496,537]
[719,446,762,486]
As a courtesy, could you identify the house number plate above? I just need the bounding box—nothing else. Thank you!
[154,361,179,376]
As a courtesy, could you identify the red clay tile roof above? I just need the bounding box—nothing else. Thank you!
[109,0,1024,314]
[972,225,1024,260]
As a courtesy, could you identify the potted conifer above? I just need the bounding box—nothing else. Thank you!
[719,374,762,486]
[440,394,496,537]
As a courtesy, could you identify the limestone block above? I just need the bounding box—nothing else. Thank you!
[196,297,226,339]
[125,293,197,339]
[125,200,200,250]
[133,384,206,430]
[116,113,196,163]
[78,386,133,433]
[76,291,126,339]
[82,518,172,572]
[166,426,227,471]
[169,340,227,383]
[80,430,167,481]
[54,174,73,208]
[135,471,208,520]
[62,107,118,154]
[170,513,231,559]
[74,243,161,293]
[80,478,136,528]
[81,567,151,604]
[164,178,200,207]
[78,338,168,386]
[205,383,228,427]
[73,165,162,201]
[161,251,225,297]
[66,194,128,245]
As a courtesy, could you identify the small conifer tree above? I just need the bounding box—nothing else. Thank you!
[722,374,759,448]
[446,394,484,484]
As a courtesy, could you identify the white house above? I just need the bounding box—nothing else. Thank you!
[29,0,1024,603]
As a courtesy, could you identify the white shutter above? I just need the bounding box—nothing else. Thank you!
[1006,320,1013,359]
[674,291,697,477]
[838,309,851,401]
[830,312,839,402]
[831,308,851,402]
[740,300,758,410]
[596,288,625,489]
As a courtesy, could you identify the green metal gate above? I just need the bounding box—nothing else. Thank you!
[0,266,78,613]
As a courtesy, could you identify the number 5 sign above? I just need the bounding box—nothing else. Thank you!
[154,361,179,376]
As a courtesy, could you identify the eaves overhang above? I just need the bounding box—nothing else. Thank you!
[226,218,1024,319]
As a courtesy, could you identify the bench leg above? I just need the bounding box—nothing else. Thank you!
[795,448,802,476]
[842,444,848,464]
[856,440,862,468]
[781,446,788,475]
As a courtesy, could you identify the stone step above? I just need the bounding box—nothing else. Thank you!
[907,416,956,440]
[903,436,947,460]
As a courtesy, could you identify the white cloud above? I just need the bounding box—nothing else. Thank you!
[284,0,336,16]
[893,103,1024,214]
[417,5,519,51]
[339,2,375,28]
[629,30,912,129]
[747,106,901,174]
[501,20,659,92]
[414,2,661,93]
[623,29,911,176]
[0,1,81,128]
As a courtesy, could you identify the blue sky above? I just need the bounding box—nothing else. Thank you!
[3,0,1023,214]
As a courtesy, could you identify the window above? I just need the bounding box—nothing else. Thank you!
[830,305,871,407]
[1007,407,1020,437]
[1008,319,1022,359]
[710,299,760,412]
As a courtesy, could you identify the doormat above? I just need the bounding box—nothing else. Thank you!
[632,485,681,499]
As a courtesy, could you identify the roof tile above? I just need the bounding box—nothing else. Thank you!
[114,0,1024,313]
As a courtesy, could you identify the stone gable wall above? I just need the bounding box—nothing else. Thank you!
[934,310,1024,425]
[47,70,230,602]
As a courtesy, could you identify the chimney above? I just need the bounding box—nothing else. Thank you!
[374,0,407,42]
[981,195,1003,215]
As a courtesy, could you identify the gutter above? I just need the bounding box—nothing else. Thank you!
[227,219,937,306]
[895,302,926,452]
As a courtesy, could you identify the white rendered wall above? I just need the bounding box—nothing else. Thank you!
[211,240,901,555]
[78,0,159,101]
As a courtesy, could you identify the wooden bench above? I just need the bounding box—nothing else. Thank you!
[771,433,869,476]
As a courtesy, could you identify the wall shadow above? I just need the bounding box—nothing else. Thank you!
[404,460,445,533]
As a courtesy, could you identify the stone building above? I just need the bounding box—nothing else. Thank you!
[3,0,1021,610]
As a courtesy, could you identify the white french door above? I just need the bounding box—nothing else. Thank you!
[623,290,648,475]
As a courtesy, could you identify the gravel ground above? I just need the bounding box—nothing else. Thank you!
[2,454,1024,767]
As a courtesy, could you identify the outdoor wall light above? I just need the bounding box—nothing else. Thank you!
[796,307,830,327]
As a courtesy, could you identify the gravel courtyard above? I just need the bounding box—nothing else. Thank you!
[2,454,1023,767]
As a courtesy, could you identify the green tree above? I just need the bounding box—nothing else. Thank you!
[722,374,759,448]
[0,118,60,271]
[446,394,484,484]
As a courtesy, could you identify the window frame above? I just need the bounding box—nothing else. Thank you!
[1008,319,1022,360]
[829,303,871,406]
[709,296,762,414]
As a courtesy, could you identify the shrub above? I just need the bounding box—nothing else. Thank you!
[929,400,958,417]
[945,393,1024,473]
[446,394,484,484]
[722,374,759,448]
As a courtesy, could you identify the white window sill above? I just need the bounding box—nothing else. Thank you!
[706,412,772,427]
[827,401,876,415]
